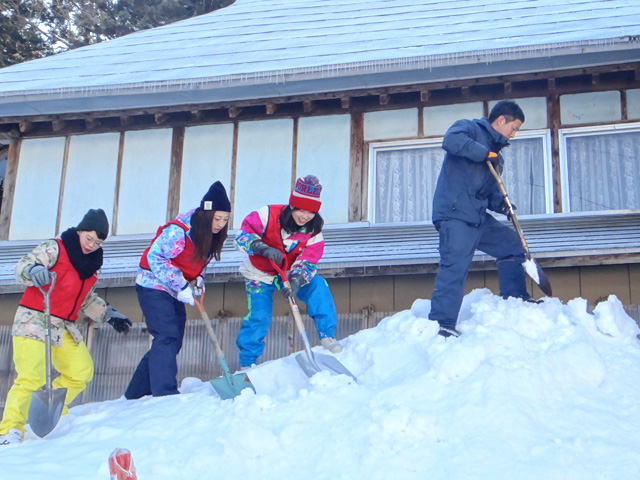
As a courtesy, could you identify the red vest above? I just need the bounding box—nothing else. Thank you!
[20,238,98,322]
[139,220,207,282]
[249,205,308,274]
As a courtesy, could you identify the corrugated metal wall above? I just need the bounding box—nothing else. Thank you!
[2,305,638,417]
[0,309,389,415]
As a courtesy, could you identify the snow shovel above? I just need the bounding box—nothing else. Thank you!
[270,260,357,382]
[28,272,68,438]
[487,160,553,296]
[192,289,255,399]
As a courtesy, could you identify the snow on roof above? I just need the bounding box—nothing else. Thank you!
[1,0,640,115]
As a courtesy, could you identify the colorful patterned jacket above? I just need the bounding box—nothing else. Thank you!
[235,205,324,285]
[136,210,211,296]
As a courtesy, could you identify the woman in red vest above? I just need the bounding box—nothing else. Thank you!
[235,175,342,369]
[124,181,231,399]
[0,209,132,446]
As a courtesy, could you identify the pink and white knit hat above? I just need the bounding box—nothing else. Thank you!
[289,175,322,213]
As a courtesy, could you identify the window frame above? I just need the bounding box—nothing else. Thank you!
[368,129,554,225]
[559,122,640,214]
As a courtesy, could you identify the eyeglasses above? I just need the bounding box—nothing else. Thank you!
[81,232,104,248]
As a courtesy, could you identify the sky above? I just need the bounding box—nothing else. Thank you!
[1,288,640,480]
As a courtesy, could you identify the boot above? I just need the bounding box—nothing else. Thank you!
[0,428,23,446]
[320,337,343,353]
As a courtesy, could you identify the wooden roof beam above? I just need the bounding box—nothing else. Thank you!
[154,113,169,125]
[19,121,34,133]
[266,103,278,115]
[303,100,315,113]
[85,118,101,130]
[52,120,66,131]
[341,96,351,109]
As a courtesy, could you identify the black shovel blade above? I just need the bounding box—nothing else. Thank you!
[523,258,552,297]
[295,350,358,383]
[28,387,67,438]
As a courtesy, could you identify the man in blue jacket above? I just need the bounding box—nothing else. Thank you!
[429,100,532,338]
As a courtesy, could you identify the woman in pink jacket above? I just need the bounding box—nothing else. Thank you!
[235,175,342,369]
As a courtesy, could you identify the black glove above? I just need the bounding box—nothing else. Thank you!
[497,200,516,220]
[27,263,50,288]
[487,151,500,167]
[105,305,132,333]
[251,240,283,265]
[281,274,303,300]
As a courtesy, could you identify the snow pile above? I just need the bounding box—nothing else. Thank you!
[2,289,640,480]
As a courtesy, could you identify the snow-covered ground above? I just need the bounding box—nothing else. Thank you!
[2,289,640,480]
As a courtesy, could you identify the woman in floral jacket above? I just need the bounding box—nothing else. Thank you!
[124,181,231,399]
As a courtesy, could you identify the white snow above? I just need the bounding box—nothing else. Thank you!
[2,289,640,480]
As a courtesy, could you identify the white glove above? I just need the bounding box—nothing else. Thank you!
[193,275,205,297]
[177,286,195,306]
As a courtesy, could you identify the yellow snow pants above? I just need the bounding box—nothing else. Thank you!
[0,330,94,435]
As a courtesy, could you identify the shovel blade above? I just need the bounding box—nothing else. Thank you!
[210,372,255,400]
[295,351,358,383]
[28,387,67,437]
[523,258,553,297]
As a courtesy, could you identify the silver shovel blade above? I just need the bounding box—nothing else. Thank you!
[295,350,358,382]
[28,387,67,438]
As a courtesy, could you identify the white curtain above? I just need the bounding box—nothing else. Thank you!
[566,131,640,212]
[373,136,548,223]
[501,137,548,215]
[374,147,444,223]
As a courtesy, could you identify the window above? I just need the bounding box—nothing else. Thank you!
[368,130,553,224]
[560,123,640,213]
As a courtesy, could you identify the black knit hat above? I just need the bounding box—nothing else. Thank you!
[200,181,231,212]
[77,208,109,240]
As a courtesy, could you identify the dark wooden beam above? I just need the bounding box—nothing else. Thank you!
[266,103,278,115]
[19,121,34,133]
[85,118,101,130]
[303,100,315,113]
[154,113,169,125]
[52,120,66,131]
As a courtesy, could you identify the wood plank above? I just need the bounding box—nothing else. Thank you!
[167,127,185,221]
[349,112,364,222]
[0,139,21,240]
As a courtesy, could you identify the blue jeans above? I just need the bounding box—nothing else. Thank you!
[236,274,337,367]
[429,215,528,329]
[125,286,186,399]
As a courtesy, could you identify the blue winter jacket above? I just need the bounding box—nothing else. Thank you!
[432,117,510,225]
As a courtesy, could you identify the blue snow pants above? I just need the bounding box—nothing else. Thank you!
[429,215,529,329]
[125,286,186,399]
[236,274,337,367]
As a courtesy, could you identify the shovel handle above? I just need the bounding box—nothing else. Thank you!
[192,288,226,362]
[37,272,56,392]
[486,160,531,258]
[269,259,315,361]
